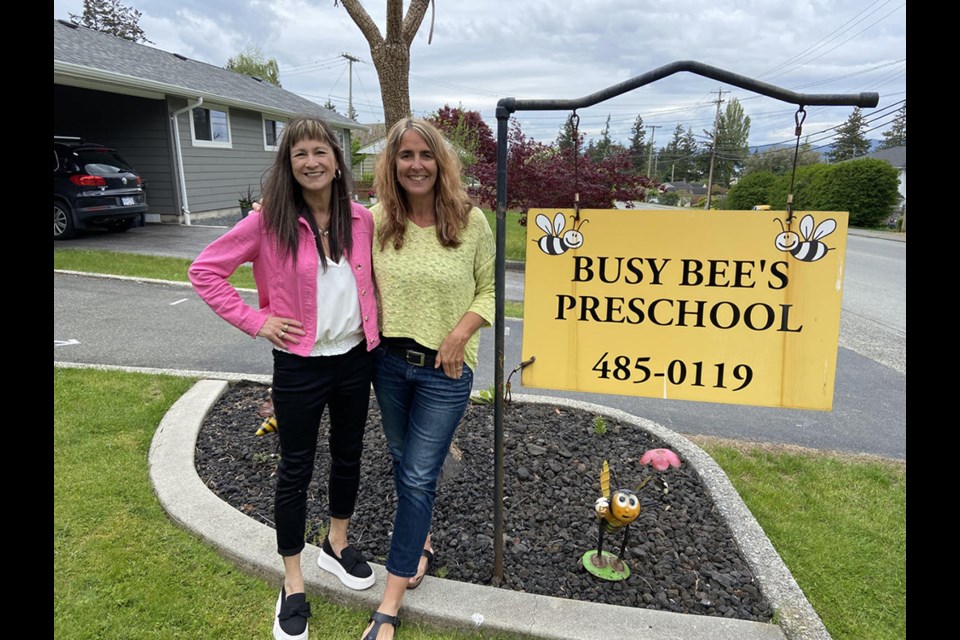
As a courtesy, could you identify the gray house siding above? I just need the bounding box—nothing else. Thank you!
[169,100,277,217]
[354,155,379,179]
[54,18,366,228]
[55,84,178,221]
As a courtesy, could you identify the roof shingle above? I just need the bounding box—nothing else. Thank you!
[53,19,362,130]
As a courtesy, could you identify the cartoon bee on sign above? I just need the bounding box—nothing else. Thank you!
[774,214,837,262]
[535,212,587,255]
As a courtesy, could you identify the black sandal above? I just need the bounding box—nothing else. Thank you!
[363,610,400,640]
[406,548,434,590]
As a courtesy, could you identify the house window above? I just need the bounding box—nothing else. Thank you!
[191,106,231,147]
[264,118,286,150]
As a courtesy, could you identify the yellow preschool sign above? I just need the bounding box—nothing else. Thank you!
[521,208,849,410]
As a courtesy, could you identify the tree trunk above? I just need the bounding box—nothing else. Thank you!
[336,0,432,130]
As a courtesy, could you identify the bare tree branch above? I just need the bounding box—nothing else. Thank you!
[336,0,384,48]
[401,0,431,46]
[334,0,434,128]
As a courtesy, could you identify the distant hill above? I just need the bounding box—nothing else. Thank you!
[749,139,884,156]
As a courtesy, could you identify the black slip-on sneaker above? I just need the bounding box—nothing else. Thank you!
[317,538,375,590]
[273,587,311,640]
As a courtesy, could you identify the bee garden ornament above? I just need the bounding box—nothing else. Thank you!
[582,449,681,581]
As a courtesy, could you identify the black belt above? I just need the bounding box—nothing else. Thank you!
[382,340,438,367]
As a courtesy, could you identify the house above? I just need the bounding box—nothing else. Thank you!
[352,123,386,178]
[352,125,471,189]
[658,181,709,206]
[863,146,906,204]
[54,19,367,225]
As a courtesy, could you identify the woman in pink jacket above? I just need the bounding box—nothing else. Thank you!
[189,115,380,640]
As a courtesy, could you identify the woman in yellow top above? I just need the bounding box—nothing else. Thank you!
[361,118,495,640]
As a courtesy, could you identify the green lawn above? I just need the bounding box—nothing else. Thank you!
[480,208,528,262]
[53,368,905,640]
[53,368,519,640]
[700,440,906,640]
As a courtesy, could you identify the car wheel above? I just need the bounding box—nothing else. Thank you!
[54,200,77,240]
[105,219,135,233]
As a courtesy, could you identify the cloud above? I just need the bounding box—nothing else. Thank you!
[54,0,906,147]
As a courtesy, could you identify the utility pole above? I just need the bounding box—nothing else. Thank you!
[705,88,729,210]
[341,53,361,120]
[645,125,660,177]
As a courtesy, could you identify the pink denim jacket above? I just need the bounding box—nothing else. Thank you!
[188,202,380,357]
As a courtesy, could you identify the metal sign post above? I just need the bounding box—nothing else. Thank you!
[490,60,878,580]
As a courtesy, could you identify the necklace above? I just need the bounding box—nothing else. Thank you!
[304,213,330,255]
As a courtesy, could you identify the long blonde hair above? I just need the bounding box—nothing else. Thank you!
[374,117,472,251]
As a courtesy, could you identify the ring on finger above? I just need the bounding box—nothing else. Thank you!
[283,323,289,332]
[279,330,285,339]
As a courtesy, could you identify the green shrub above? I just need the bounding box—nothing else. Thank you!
[659,191,681,206]
[743,160,899,228]
[767,163,833,211]
[727,172,779,210]
[819,158,900,227]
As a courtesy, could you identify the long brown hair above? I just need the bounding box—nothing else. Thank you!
[374,117,472,251]
[260,115,355,267]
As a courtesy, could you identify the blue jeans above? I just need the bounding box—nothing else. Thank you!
[373,344,474,578]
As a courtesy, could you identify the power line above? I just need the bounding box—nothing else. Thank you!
[760,0,899,80]
[282,56,348,76]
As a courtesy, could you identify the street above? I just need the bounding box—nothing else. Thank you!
[54,224,905,459]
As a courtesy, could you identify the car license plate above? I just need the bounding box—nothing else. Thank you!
[121,196,135,205]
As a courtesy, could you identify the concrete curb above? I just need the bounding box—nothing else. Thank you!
[147,376,828,640]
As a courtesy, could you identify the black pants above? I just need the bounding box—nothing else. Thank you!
[271,342,375,556]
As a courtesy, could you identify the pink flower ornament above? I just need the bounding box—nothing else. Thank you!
[640,448,681,472]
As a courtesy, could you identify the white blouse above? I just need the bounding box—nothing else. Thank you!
[308,256,364,357]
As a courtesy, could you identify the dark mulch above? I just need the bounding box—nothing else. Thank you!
[194,380,773,622]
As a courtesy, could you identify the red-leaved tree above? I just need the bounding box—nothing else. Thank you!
[429,105,497,167]
[472,119,656,224]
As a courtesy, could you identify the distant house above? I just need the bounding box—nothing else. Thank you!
[862,146,906,204]
[54,19,367,224]
[659,181,709,206]
[352,126,471,189]
[353,123,386,178]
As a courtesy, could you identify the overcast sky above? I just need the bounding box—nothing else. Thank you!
[53,0,906,150]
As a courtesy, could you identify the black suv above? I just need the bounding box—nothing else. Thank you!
[54,137,148,240]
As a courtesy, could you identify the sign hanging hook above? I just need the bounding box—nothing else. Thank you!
[570,111,581,222]
[785,106,807,225]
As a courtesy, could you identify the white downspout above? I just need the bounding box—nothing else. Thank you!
[170,97,203,225]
